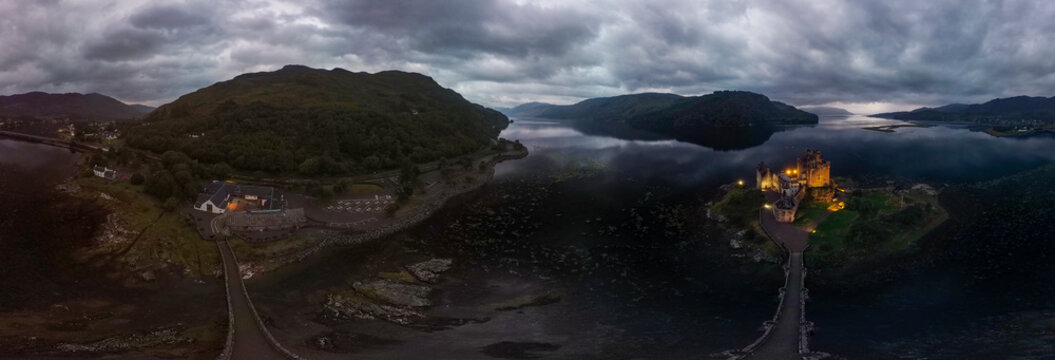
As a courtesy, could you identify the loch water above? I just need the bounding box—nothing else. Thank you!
[251,116,1055,359]
[5,113,1055,359]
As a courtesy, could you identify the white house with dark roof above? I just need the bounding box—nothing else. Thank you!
[92,165,117,180]
[193,180,282,214]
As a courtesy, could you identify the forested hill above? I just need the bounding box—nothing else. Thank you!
[510,91,817,129]
[536,93,685,122]
[871,95,1055,122]
[125,65,510,174]
[799,106,853,116]
[0,92,153,121]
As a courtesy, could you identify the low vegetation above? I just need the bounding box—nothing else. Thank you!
[73,176,219,279]
[710,186,781,256]
[807,188,947,267]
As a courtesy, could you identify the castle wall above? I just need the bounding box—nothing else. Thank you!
[773,207,796,222]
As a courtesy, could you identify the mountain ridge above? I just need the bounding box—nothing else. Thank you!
[0,91,153,121]
[872,95,1055,122]
[126,65,510,174]
[507,91,817,129]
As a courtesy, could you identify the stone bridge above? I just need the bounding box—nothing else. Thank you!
[215,239,304,360]
[726,191,829,360]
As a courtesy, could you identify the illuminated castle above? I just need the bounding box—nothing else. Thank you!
[756,149,833,222]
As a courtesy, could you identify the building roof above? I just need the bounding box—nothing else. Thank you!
[93,165,106,173]
[195,181,234,208]
[194,180,281,210]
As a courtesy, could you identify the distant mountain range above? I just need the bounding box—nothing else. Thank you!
[799,106,853,116]
[505,91,817,130]
[0,92,153,121]
[871,96,1055,122]
[502,91,815,151]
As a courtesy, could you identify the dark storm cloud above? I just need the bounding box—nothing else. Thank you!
[313,0,601,58]
[1,0,1054,110]
[84,28,167,61]
[129,4,211,30]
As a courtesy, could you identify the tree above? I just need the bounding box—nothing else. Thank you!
[163,197,179,212]
[210,162,233,179]
[130,172,145,185]
[396,159,419,200]
[333,179,349,194]
[298,157,321,175]
[362,155,381,170]
[145,171,176,199]
[384,203,400,217]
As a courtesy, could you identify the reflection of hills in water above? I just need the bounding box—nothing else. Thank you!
[562,119,806,151]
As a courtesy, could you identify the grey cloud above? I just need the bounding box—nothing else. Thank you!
[314,0,602,58]
[1,0,1055,109]
[130,4,211,30]
[84,28,167,61]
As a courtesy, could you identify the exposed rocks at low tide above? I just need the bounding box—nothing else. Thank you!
[353,279,432,307]
[320,258,453,326]
[54,325,192,354]
[322,293,424,325]
[405,258,453,283]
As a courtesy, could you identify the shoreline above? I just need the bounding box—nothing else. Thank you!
[248,148,529,272]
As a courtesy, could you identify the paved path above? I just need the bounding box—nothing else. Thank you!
[737,190,835,359]
[216,240,292,360]
[745,252,805,359]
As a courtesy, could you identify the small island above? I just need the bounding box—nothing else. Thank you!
[710,149,948,268]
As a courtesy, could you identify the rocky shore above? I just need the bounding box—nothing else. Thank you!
[54,325,193,354]
[320,258,452,326]
[251,148,528,274]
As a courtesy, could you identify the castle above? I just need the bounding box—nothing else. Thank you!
[756,149,832,222]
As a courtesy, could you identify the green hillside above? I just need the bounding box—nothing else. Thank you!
[871,95,1055,123]
[518,91,816,130]
[125,65,509,174]
[537,93,684,121]
[628,91,818,130]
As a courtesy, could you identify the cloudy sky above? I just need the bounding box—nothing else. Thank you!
[2,0,1054,113]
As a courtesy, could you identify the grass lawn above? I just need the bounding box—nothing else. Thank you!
[76,176,220,278]
[793,201,831,226]
[228,235,316,264]
[806,188,947,267]
[345,183,385,196]
[394,197,426,217]
[881,191,948,252]
[712,187,764,224]
[807,210,860,264]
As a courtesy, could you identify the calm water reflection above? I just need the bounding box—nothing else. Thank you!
[256,116,1055,359]
[502,116,1055,185]
[490,116,1055,359]
[11,115,1049,358]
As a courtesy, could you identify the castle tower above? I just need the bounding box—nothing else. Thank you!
[796,149,831,188]
[756,162,777,190]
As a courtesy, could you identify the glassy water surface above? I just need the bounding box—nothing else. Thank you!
[251,116,1055,359]
[4,115,1055,359]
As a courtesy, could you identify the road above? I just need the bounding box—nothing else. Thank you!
[739,190,837,359]
[745,252,804,359]
[216,240,292,360]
